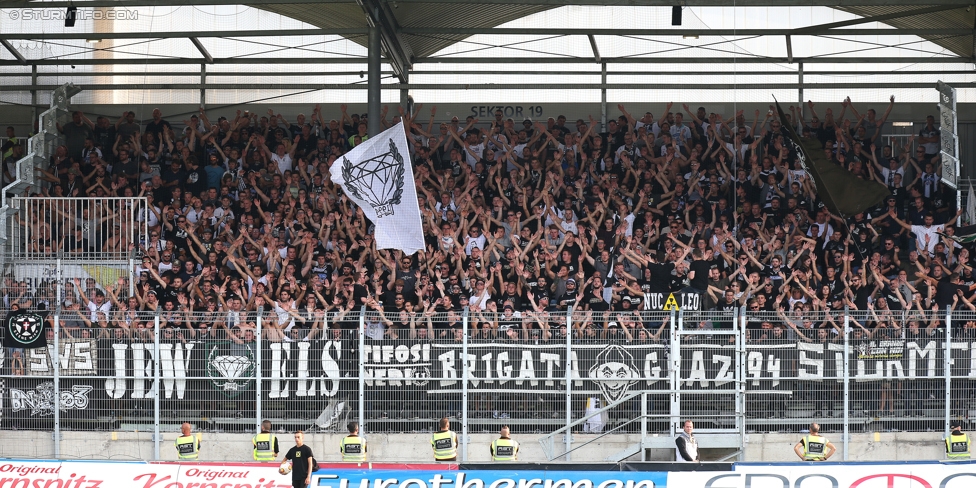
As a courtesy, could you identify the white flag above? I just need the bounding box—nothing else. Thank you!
[330,122,425,254]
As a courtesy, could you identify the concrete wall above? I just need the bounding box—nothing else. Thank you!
[5,102,976,136]
[0,430,953,463]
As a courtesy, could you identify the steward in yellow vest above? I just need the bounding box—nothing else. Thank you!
[793,423,836,461]
[253,420,279,461]
[947,421,971,459]
[341,421,367,462]
[490,426,518,461]
[175,422,201,460]
[431,417,458,461]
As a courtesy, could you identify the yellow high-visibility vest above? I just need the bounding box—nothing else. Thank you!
[175,435,199,460]
[431,430,457,460]
[947,433,971,459]
[803,435,827,461]
[340,435,367,462]
[253,433,276,461]
[491,438,518,461]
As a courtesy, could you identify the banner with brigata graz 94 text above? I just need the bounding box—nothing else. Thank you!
[3,336,975,424]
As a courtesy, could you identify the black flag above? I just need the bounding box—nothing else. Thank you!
[3,309,49,349]
[773,101,890,216]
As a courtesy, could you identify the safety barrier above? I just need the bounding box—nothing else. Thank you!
[1,459,975,488]
[3,307,976,461]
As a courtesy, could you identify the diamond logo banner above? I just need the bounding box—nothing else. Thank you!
[330,121,425,255]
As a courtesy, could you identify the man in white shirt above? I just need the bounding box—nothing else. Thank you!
[72,278,112,322]
[464,226,487,256]
[270,288,298,332]
[670,113,693,151]
[889,211,961,255]
[264,138,298,174]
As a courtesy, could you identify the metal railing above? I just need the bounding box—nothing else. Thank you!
[2,304,975,461]
[5,197,147,260]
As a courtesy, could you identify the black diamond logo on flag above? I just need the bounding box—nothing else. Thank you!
[341,138,405,218]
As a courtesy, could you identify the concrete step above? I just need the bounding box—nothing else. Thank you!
[605,442,641,462]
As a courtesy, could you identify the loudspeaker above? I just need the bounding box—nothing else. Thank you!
[65,7,77,28]
[672,6,682,26]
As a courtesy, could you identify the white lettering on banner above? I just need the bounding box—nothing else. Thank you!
[670,462,976,488]
[364,343,432,389]
[643,292,702,311]
[429,348,598,391]
[320,340,343,396]
[713,355,733,386]
[517,351,537,386]
[267,341,345,399]
[540,352,561,387]
[436,351,455,386]
[796,342,844,381]
[971,343,976,379]
[907,341,938,379]
[497,351,512,385]
[104,342,193,400]
[317,472,656,488]
[28,339,96,376]
[955,341,976,378]
[10,382,92,416]
[686,351,707,386]
[797,342,823,379]
[746,352,781,387]
[643,352,664,385]
[0,461,290,488]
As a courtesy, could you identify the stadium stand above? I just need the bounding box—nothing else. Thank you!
[2,97,972,441]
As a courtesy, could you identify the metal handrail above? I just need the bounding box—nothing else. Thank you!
[538,389,643,460]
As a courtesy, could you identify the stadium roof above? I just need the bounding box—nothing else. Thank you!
[255,1,976,68]
[0,0,972,100]
[2,1,973,73]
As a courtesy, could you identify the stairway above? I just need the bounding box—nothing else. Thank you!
[0,83,81,246]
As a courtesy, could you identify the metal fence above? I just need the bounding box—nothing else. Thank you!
[2,305,975,461]
[5,197,147,260]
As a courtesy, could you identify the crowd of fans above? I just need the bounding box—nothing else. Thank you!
[1,96,968,346]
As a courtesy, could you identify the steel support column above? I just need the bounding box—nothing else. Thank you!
[153,312,161,460]
[358,306,367,435]
[798,62,804,115]
[945,310,953,438]
[564,309,574,462]
[256,315,262,433]
[461,308,469,462]
[842,308,850,461]
[368,21,382,136]
[53,258,62,459]
[400,89,410,116]
[31,65,38,123]
[200,64,207,109]
[400,70,410,119]
[600,62,607,132]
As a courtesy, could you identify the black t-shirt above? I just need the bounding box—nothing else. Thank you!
[688,259,711,290]
[285,444,314,480]
[935,278,965,308]
[645,263,675,294]
[145,119,172,140]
